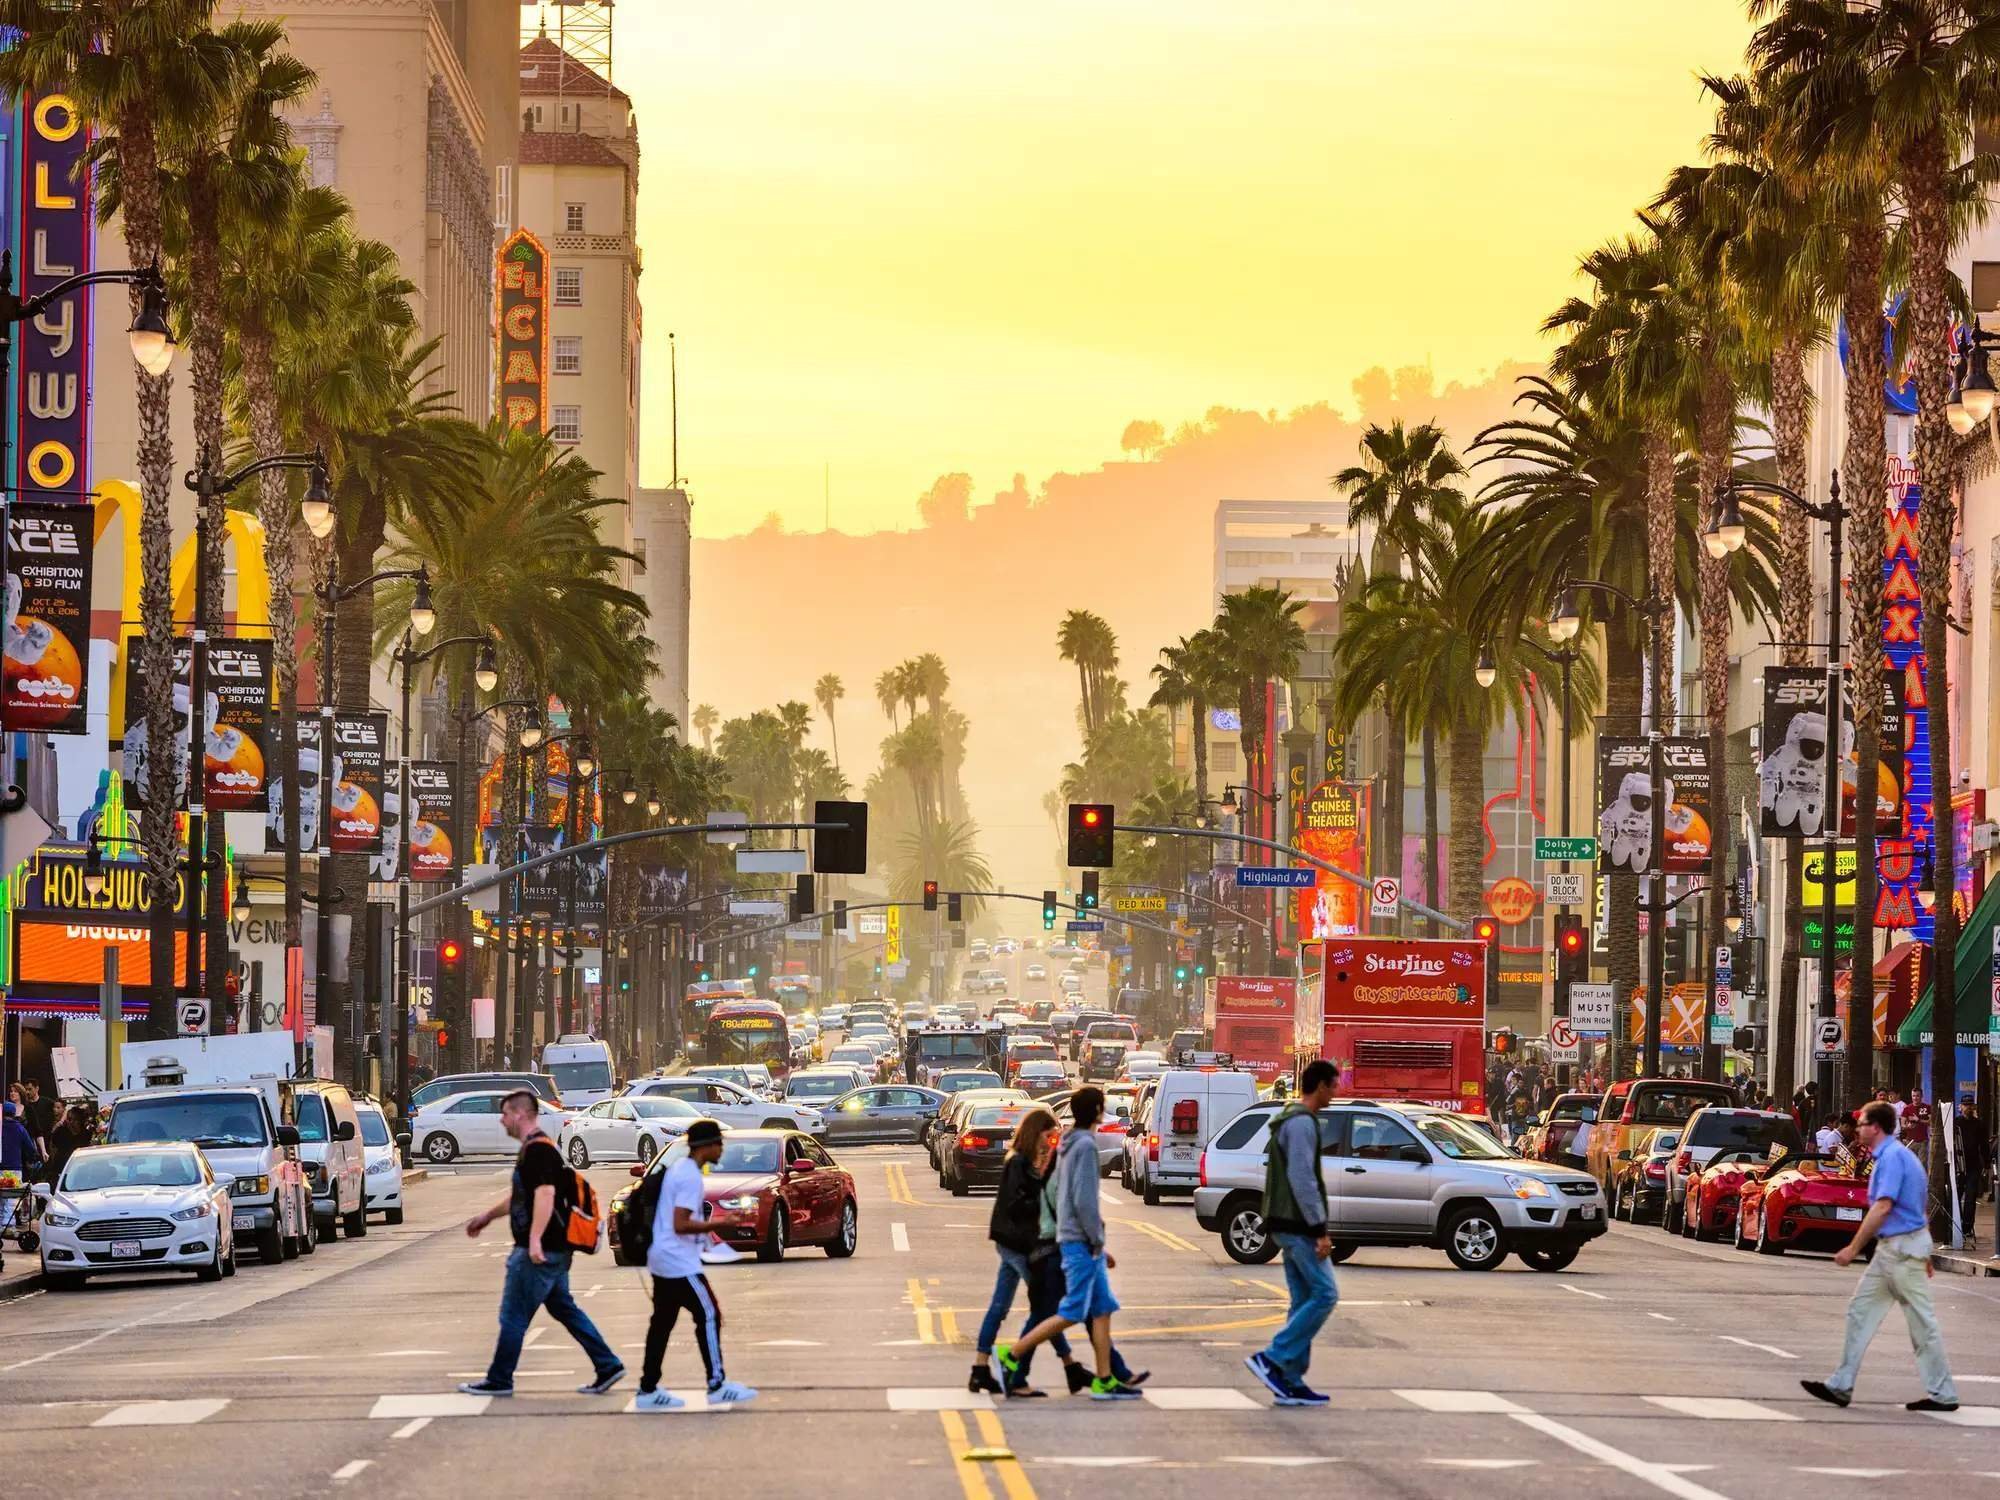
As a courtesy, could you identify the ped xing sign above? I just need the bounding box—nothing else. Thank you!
[1111,895,1166,912]
[1236,865,1316,888]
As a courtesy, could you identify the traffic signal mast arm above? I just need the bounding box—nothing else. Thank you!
[708,889,1186,948]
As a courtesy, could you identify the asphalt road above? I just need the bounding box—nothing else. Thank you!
[4,1115,1999,1500]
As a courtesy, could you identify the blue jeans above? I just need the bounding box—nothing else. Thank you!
[1262,1233,1337,1383]
[978,1247,1073,1367]
[485,1247,621,1387]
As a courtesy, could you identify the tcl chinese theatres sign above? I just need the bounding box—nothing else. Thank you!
[496,229,549,435]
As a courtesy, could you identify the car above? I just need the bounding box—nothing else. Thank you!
[1584,1078,1737,1194]
[625,1076,825,1135]
[1048,1010,1079,1042]
[1024,962,1048,982]
[1660,1107,1805,1232]
[1680,1147,1771,1242]
[1048,943,1077,959]
[560,1095,706,1166]
[991,1010,1030,1031]
[1003,1041,1061,1083]
[293,1080,368,1241]
[1054,1087,1139,1177]
[409,1071,561,1113]
[353,1099,403,1225]
[1193,1100,1606,1270]
[899,1005,931,1029]
[781,1067,871,1110]
[691,1064,770,1098]
[1068,1010,1114,1059]
[939,1102,1030,1195]
[610,1130,858,1263]
[1735,1150,1872,1254]
[411,1090,570,1163]
[1608,1127,1681,1224]
[1058,973,1085,995]
[1166,1028,1206,1060]
[825,1044,881,1077]
[36,1144,237,1289]
[1523,1092,1599,1170]
[926,1088,1031,1167]
[822,1085,943,1144]
[1081,1038,1133,1082]
[995,939,1019,956]
[1013,1060,1068,1098]
[540,1035,617,1107]
[1120,1050,1166,1084]
[934,1068,1004,1097]
[819,1004,850,1031]
[968,940,991,962]
[1124,1068,1260,1205]
[103,1083,312,1265]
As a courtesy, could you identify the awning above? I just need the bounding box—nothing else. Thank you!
[1842,942,1928,1046]
[1896,876,1999,1047]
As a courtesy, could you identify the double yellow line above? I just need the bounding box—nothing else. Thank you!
[906,1276,962,1345]
[1112,1216,1202,1254]
[940,1409,1036,1500]
[886,1162,921,1206]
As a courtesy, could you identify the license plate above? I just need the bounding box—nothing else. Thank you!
[1836,1206,1863,1221]
[111,1240,142,1259]
[232,1213,253,1230]
[1168,1145,1196,1161]
[1579,1205,1598,1219]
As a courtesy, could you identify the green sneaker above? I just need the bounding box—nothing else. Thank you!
[994,1344,1020,1375]
[1090,1376,1142,1401]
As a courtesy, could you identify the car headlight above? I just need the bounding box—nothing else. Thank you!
[367,1159,395,1175]
[717,1194,761,1211]
[1503,1174,1551,1200]
[42,1211,78,1228]
[170,1205,212,1222]
[230,1175,271,1197]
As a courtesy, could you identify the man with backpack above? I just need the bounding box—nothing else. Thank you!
[1247,1058,1340,1407]
[629,1119,759,1409]
[459,1090,624,1399]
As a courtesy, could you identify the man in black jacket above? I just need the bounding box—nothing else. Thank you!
[1247,1059,1340,1407]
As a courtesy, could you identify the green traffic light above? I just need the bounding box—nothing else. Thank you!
[1174,965,1188,981]
[747,965,759,978]
[698,969,712,981]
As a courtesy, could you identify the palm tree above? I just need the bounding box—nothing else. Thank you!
[874,668,902,731]
[1057,610,1118,734]
[716,711,797,828]
[1212,587,1307,816]
[893,817,994,919]
[911,653,950,717]
[813,673,845,768]
[692,704,718,751]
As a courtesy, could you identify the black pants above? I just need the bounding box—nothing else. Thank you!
[640,1273,723,1392]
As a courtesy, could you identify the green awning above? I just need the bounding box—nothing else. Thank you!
[1896,876,2000,1047]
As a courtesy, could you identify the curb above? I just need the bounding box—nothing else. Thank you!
[403,1167,428,1186]
[0,1269,43,1302]
[1932,1251,2000,1278]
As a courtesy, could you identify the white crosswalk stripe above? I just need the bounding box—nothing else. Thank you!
[368,1393,492,1419]
[92,1400,230,1428]
[1141,1387,1260,1410]
[1643,1397,1800,1422]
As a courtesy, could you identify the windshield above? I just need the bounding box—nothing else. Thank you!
[969,1106,1025,1128]
[1631,1084,1733,1125]
[1691,1112,1804,1153]
[786,1074,849,1098]
[940,1071,1001,1091]
[294,1093,330,1143]
[830,1048,874,1065]
[666,1137,784,1174]
[1413,1114,1512,1160]
[694,1067,752,1087]
[707,1018,787,1066]
[109,1095,269,1149]
[357,1110,391,1147]
[631,1097,700,1119]
[918,1034,992,1061]
[62,1151,203,1191]
[548,1062,613,1093]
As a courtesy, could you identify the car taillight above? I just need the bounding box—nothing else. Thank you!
[1147,1133,1159,1163]
[960,1133,988,1150]
[1645,1161,1665,1180]
[1677,1150,1693,1175]
[1199,1150,1207,1187]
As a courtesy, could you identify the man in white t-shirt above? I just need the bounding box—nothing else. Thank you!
[1815,1116,1845,1156]
[634,1119,759,1410]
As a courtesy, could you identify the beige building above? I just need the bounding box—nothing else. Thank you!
[632,486,692,731]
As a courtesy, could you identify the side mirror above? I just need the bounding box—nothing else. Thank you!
[212,1174,235,1191]
[336,1119,357,1142]
[31,1182,52,1200]
[1617,1149,1634,1162]
[276,1124,301,1148]
[1399,1145,1430,1165]
[629,1163,647,1178]
[788,1159,817,1175]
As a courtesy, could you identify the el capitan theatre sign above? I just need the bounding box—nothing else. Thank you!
[495,229,549,435]
[7,845,194,1016]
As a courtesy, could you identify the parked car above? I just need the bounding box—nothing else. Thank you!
[1734,1151,1871,1254]
[560,1095,706,1166]
[608,1130,858,1263]
[1584,1078,1737,1194]
[1680,1147,1768,1242]
[353,1098,403,1225]
[1123,1068,1259,1206]
[822,1085,943,1144]
[1608,1127,1681,1224]
[293,1080,368,1241]
[1193,1100,1606,1270]
[1523,1092,1599,1169]
[36,1144,237,1289]
[409,1071,561,1113]
[939,1103,1029,1195]
[411,1090,570,1163]
[1661,1107,1805,1232]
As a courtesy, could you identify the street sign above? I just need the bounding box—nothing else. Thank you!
[1067,919,1104,933]
[1534,836,1598,863]
[1549,1018,1579,1064]
[727,900,785,917]
[1369,876,1400,919]
[1235,865,1316,888]
[1112,895,1167,912]
[1545,871,1586,905]
[1813,1015,1845,1061]
[705,809,749,844]
[178,998,209,1036]
[1570,982,1614,1036]
[857,912,887,935]
[885,905,903,965]
[1710,982,1735,1045]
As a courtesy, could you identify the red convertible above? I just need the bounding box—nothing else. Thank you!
[1735,1152,1870,1255]
[1680,1148,1765,1242]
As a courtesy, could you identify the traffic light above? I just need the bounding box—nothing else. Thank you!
[698,967,712,982]
[923,879,939,913]
[1042,889,1058,930]
[436,1027,451,1051]
[833,898,848,933]
[1080,871,1099,909]
[1174,963,1189,983]
[747,963,760,979]
[1472,915,1500,999]
[1733,1024,1760,1052]
[1489,1027,1519,1055]
[1553,914,1586,984]
[947,891,963,922]
[437,937,464,972]
[1067,803,1114,868]
[813,799,869,874]
[792,873,815,921]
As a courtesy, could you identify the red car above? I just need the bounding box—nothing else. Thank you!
[1528,1092,1598,1169]
[1735,1153,1870,1254]
[1680,1149,1766,1242]
[608,1129,858,1263]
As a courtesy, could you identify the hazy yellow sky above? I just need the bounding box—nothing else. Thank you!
[613,2,1753,538]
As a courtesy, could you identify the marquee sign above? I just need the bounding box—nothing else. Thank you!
[1877,453,1930,935]
[495,229,549,435]
[7,844,194,1015]
[16,92,92,498]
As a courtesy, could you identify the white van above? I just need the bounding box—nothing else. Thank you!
[539,1034,616,1107]
[1128,1068,1260,1205]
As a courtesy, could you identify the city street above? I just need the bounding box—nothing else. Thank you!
[5,1135,1997,1499]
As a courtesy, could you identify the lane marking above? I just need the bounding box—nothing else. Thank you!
[1642,1396,1799,1422]
[369,1394,491,1419]
[891,1388,995,1410]
[93,1399,230,1428]
[523,1328,545,1349]
[939,1411,996,1500]
[1112,1217,1200,1254]
[907,1279,938,1345]
[390,1418,432,1440]
[1799,1470,1904,1479]
[1717,1336,1796,1360]
[973,1408,1038,1500]
[250,1355,316,1363]
[1647,1313,1676,1322]
[892,1222,911,1253]
[2,1294,205,1373]
[1227,1457,1336,1467]
[1559,1283,1609,1301]
[332,1461,373,1482]
[1926,1406,2000,1427]
[1038,1456,1156,1467]
[1140,1387,1259,1410]
[1397,1389,1527,1414]
[1429,1459,1539,1469]
[1114,1313,1283,1339]
[373,1349,450,1358]
[751,1339,825,1347]
[1511,1411,1738,1500]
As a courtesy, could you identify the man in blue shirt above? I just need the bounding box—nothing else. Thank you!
[1802,1102,1959,1412]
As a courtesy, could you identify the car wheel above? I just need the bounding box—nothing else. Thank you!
[1220,1197,1279,1264]
[1328,1242,1357,1264]
[825,1199,858,1258]
[317,1212,339,1243]
[568,1137,591,1168]
[949,1162,969,1197]
[343,1205,367,1238]
[1516,1245,1580,1272]
[197,1243,225,1282]
[1691,1197,1715,1241]
[255,1224,285,1263]
[1756,1211,1785,1255]
[386,1206,404,1225]
[1734,1207,1755,1250]
[298,1215,317,1256]
[757,1205,788,1262]
[1142,1176,1162,1207]
[222,1243,237,1278]
[43,1271,85,1292]
[638,1135,659,1165]
[761,1118,791,1129]
[1443,1205,1507,1271]
[424,1133,459,1164]
[1663,1198,1682,1234]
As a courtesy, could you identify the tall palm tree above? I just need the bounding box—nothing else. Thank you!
[1148,639,1202,802]
[911,653,949,717]
[874,668,902,731]
[1057,610,1117,734]
[1213,586,1307,815]
[692,704,718,751]
[893,817,993,918]
[813,673,845,768]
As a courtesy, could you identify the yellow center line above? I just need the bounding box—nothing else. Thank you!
[1112,1217,1200,1254]
[972,1409,1038,1500]
[907,1277,937,1344]
[938,1411,996,1500]
[1114,1311,1285,1338]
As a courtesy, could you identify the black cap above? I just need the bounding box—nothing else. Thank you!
[686,1119,723,1147]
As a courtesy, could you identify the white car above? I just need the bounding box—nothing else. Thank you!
[1058,972,1085,994]
[991,1011,1029,1031]
[626,1076,825,1135]
[1122,1050,1167,1084]
[412,1091,570,1163]
[37,1144,237,1289]
[691,1064,775,1099]
[1024,962,1048,982]
[354,1100,404,1225]
[825,1044,881,1077]
[560,1095,705,1167]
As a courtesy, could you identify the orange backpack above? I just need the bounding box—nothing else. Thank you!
[564,1168,602,1253]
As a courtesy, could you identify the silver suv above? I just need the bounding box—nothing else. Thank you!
[1191,1099,1607,1272]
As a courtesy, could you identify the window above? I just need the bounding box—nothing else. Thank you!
[551,406,581,443]
[633,537,647,576]
[492,165,512,231]
[1342,1113,1422,1159]
[1211,742,1239,773]
[554,267,582,305]
[449,1096,500,1115]
[553,335,582,376]
[564,202,585,232]
[1973,261,2000,315]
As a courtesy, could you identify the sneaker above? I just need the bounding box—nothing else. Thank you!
[1799,1380,1851,1409]
[1089,1377,1143,1401]
[1907,1397,1960,1412]
[1117,1368,1150,1388]
[632,1389,685,1411]
[707,1380,759,1405]
[995,1344,1025,1393]
[1244,1352,1291,1400]
[456,1379,514,1397]
[1285,1380,1331,1407]
[578,1365,625,1396]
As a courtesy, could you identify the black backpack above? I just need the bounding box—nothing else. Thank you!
[616,1165,666,1262]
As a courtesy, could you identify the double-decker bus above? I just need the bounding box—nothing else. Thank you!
[702,998,792,1080]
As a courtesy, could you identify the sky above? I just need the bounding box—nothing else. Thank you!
[608,1,1755,538]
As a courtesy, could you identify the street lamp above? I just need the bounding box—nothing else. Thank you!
[519,710,546,750]
[474,641,499,694]
[232,873,252,926]
[1474,647,1498,690]
[645,785,663,818]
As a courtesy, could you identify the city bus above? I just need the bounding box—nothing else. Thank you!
[702,998,793,1080]
[681,979,754,1054]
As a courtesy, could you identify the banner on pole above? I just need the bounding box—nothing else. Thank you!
[4,502,92,734]
[407,761,459,881]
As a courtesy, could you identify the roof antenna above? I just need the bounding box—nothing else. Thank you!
[670,331,680,488]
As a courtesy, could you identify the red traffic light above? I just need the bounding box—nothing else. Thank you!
[439,938,464,967]
[1473,916,1499,943]
[1557,924,1585,955]
[1082,807,1101,826]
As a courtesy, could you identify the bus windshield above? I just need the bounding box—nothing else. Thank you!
[705,1008,790,1073]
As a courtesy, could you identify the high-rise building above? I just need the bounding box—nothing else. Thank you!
[632,486,692,730]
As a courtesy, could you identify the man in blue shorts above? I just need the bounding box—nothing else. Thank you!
[996,1086,1141,1400]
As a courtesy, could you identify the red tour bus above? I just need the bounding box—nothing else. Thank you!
[1301,938,1487,1114]
[1202,975,1298,1083]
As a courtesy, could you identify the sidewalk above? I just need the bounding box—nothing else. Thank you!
[0,1246,43,1301]
[1933,1196,1998,1278]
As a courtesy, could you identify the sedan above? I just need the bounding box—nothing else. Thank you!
[940,1103,1029,1195]
[37,1144,237,1288]
[354,1099,404,1225]
[1014,1060,1068,1098]
[935,1069,1004,1097]
[781,1067,870,1111]
[413,1091,570,1163]
[1055,1089,1138,1177]
[560,1095,706,1167]
[823,1085,943,1144]
[1058,973,1085,995]
[1024,962,1048,982]
[1735,1152,1870,1254]
[1121,1050,1166,1084]
[825,1044,880,1076]
[612,1130,858,1263]
[1609,1127,1680,1225]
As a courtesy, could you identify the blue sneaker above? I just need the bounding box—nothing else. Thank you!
[1244,1352,1291,1400]
[1283,1379,1330,1407]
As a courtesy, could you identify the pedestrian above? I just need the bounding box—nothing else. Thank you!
[18,1080,53,1156]
[975,1107,1078,1396]
[1901,1089,1929,1151]
[634,1119,757,1409]
[458,1089,625,1399]
[1801,1101,1960,1413]
[1814,1114,1844,1156]
[45,1102,94,1183]
[1956,1101,1989,1209]
[0,1100,42,1266]
[1243,1058,1340,1406]
[995,1086,1142,1400]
